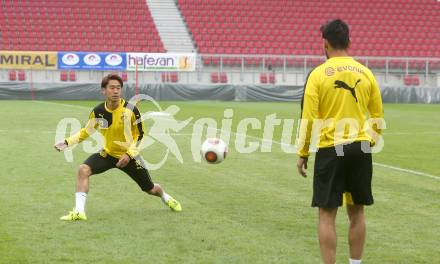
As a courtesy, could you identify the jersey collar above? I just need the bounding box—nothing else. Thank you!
[104,99,125,113]
[328,56,353,61]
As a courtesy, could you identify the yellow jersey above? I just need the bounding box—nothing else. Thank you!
[297,56,384,157]
[66,99,145,159]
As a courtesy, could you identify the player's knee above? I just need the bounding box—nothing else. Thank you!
[349,216,365,229]
[347,205,364,224]
[350,213,364,224]
[78,164,92,178]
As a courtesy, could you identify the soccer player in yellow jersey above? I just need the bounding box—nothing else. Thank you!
[54,74,182,221]
[296,20,384,264]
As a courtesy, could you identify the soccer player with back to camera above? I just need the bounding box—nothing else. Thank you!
[296,19,384,264]
[54,73,182,221]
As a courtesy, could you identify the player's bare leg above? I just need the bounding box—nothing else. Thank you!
[60,164,91,221]
[76,164,92,193]
[347,205,366,262]
[318,207,338,264]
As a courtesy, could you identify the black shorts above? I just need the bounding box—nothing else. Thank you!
[312,141,374,208]
[83,151,155,192]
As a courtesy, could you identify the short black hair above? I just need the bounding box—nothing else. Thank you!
[320,19,350,50]
[101,73,123,88]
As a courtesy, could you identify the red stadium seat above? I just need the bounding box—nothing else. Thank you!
[18,71,26,81]
[212,57,220,66]
[0,0,164,52]
[121,72,128,82]
[203,56,212,66]
[60,71,68,82]
[260,73,268,84]
[211,73,219,83]
[161,73,168,82]
[268,73,276,84]
[161,72,179,83]
[170,72,178,83]
[430,61,440,70]
[176,0,440,59]
[404,75,420,86]
[9,70,17,81]
[220,73,228,83]
[69,71,76,81]
[411,75,420,86]
[210,72,227,83]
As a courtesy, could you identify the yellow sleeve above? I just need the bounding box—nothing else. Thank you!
[65,111,97,146]
[126,107,145,158]
[297,71,320,158]
[367,73,384,135]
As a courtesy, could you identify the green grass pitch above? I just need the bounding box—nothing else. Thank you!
[0,100,439,263]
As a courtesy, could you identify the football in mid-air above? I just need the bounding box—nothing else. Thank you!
[201,138,227,164]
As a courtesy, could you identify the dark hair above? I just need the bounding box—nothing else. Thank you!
[101,73,123,88]
[320,19,350,50]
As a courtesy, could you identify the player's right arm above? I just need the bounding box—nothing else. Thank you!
[296,70,320,177]
[54,111,98,151]
[297,70,320,158]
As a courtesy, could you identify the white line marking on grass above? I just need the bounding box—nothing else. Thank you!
[0,130,54,134]
[0,129,194,136]
[373,162,440,180]
[36,100,440,180]
[192,122,440,181]
[33,100,91,110]
[384,131,440,135]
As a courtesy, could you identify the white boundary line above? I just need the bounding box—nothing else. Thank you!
[373,162,440,180]
[0,129,194,136]
[384,131,440,135]
[34,100,440,181]
[33,100,90,110]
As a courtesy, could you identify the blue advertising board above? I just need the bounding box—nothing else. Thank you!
[58,52,126,70]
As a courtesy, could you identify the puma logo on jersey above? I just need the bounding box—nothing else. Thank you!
[334,79,361,102]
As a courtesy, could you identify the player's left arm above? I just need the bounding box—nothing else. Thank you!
[366,73,385,147]
[116,107,145,168]
[367,74,384,129]
[126,106,145,159]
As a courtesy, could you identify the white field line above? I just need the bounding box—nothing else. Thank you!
[384,131,440,135]
[0,129,194,136]
[33,100,91,110]
[373,162,440,180]
[34,101,440,180]
[0,130,55,134]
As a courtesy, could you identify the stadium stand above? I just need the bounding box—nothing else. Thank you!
[178,0,440,68]
[1,0,439,88]
[0,0,165,52]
